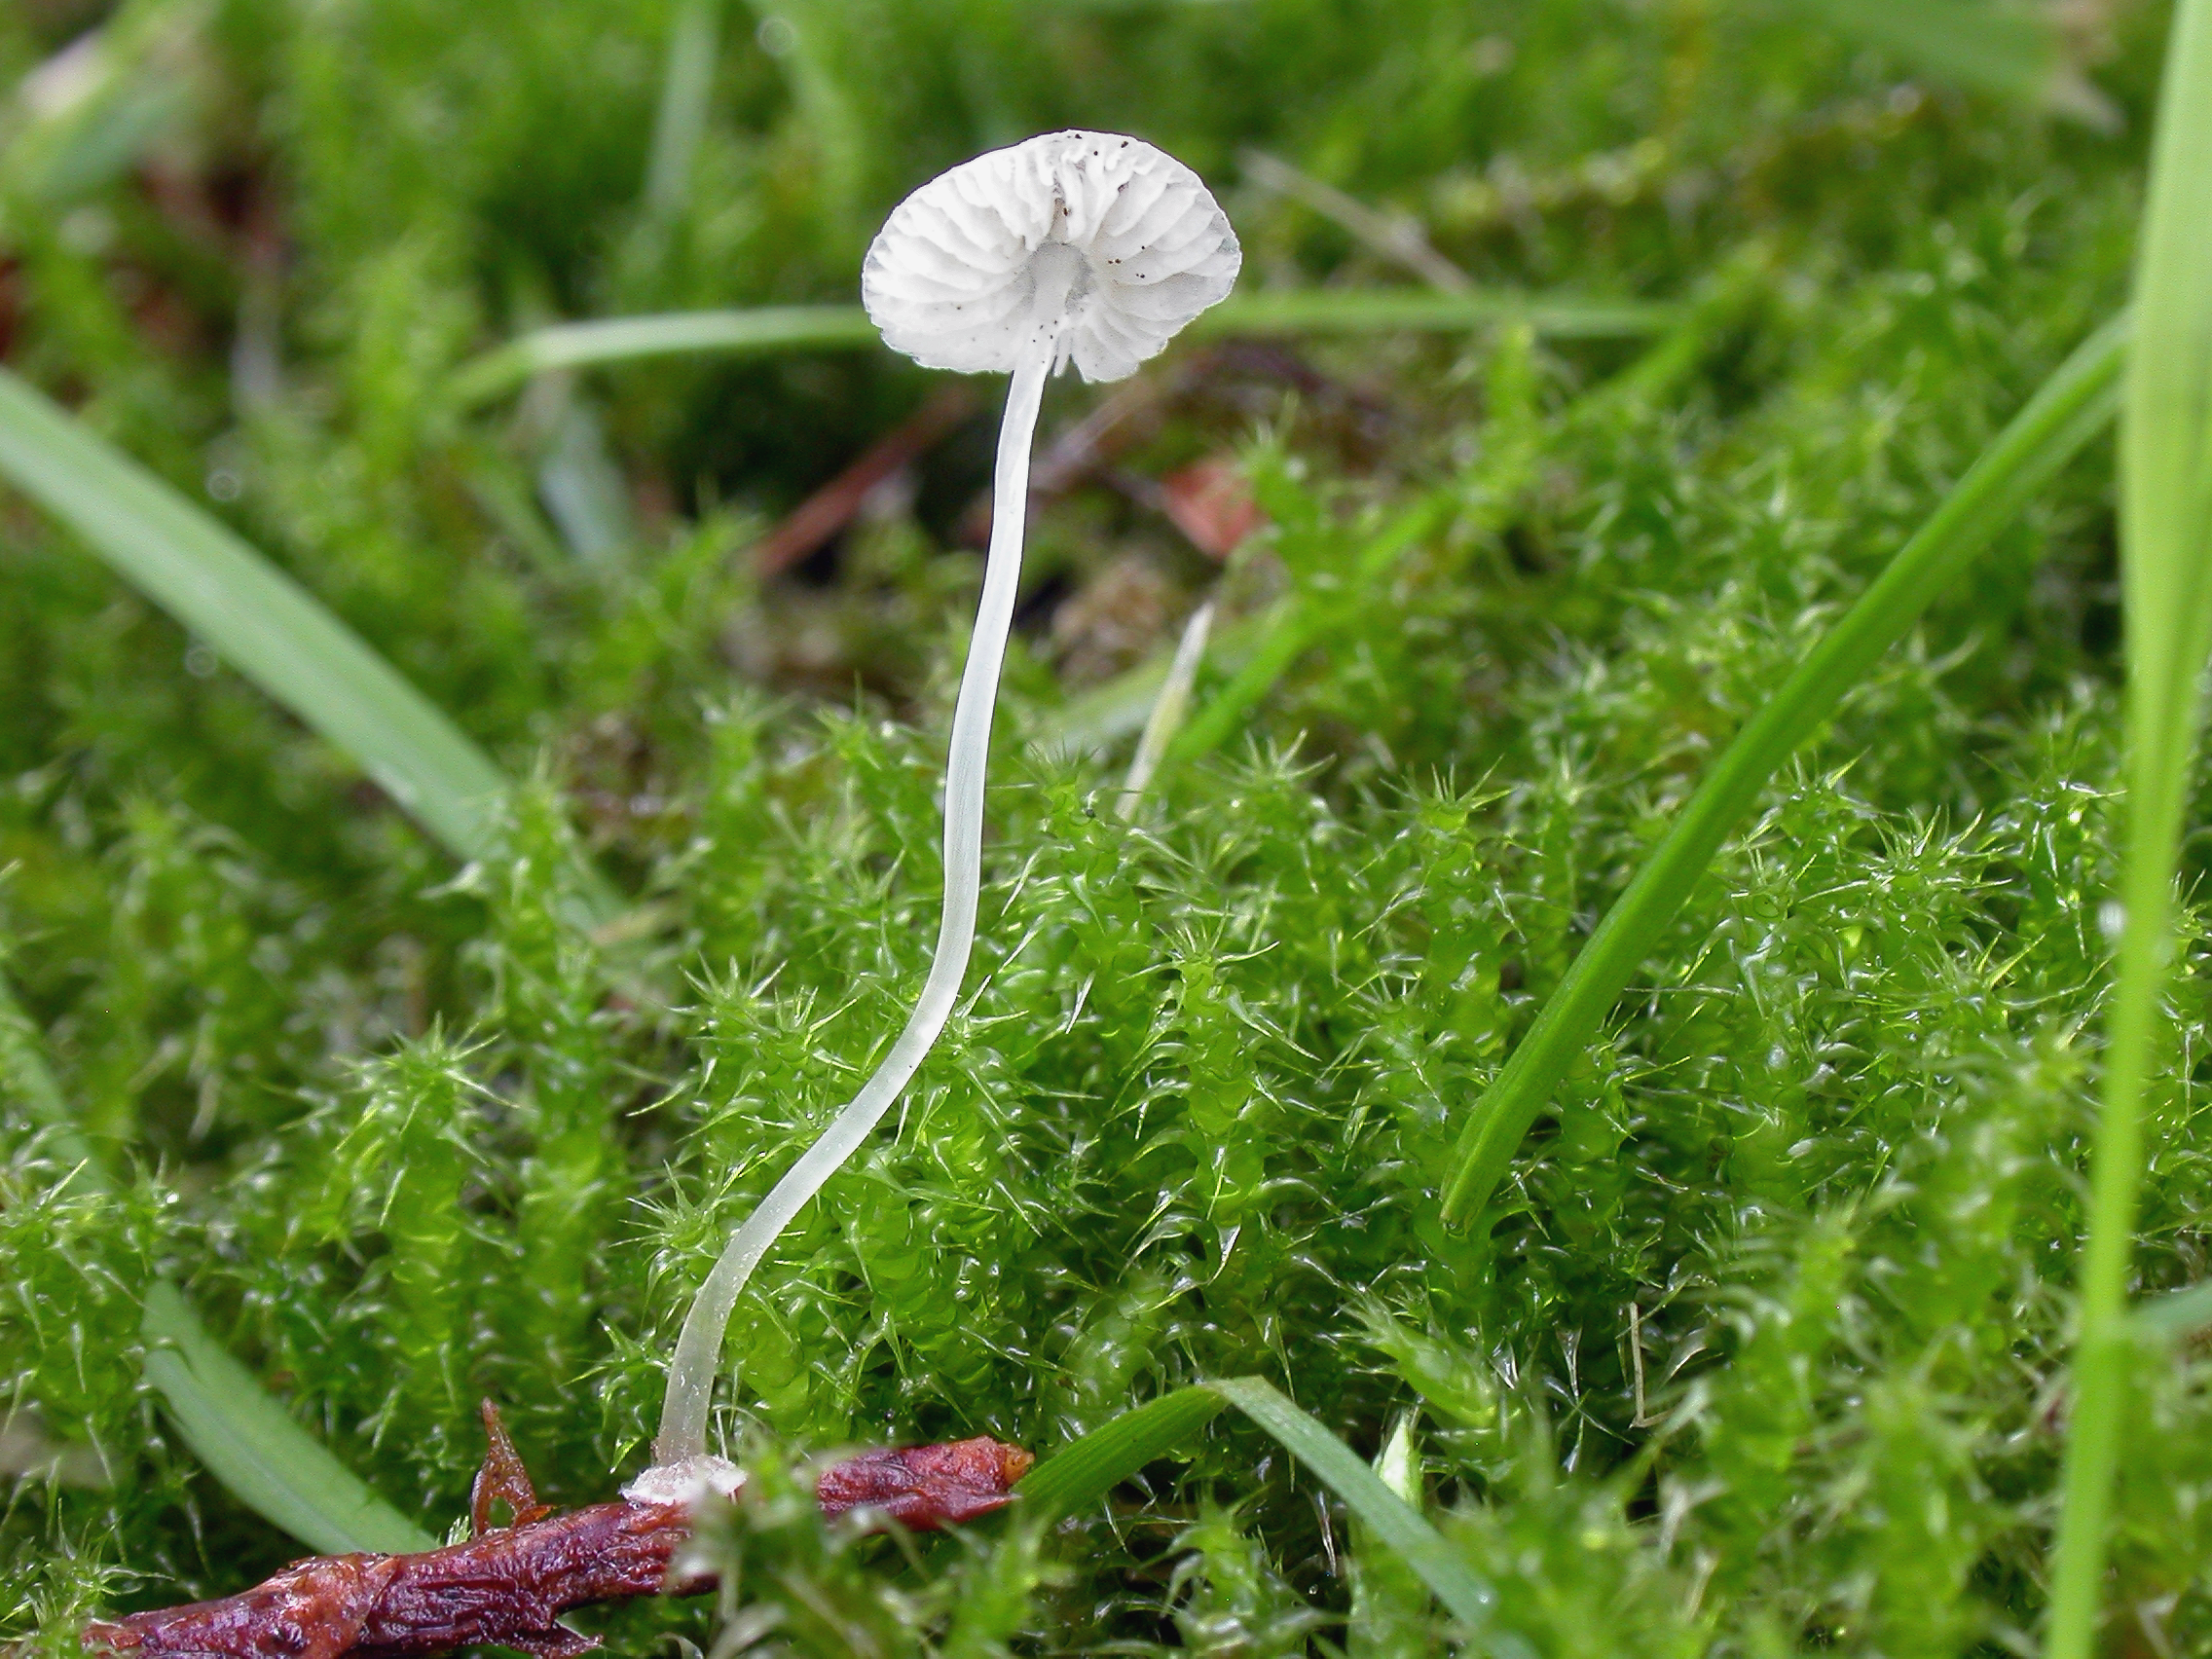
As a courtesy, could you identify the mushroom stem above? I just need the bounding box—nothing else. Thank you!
[654,344,1053,1465]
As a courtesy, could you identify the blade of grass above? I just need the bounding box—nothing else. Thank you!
[445,289,1673,410]
[1437,309,2128,1226]
[1018,1377,1512,1647]
[1206,1378,1503,1639]
[1347,1413,1431,1659]
[142,1281,436,1555]
[2046,3,2212,1650]
[642,0,720,221]
[4,958,433,1554]
[1192,287,1669,342]
[0,369,512,866]
[1784,0,2055,104]
[449,308,882,408]
[1015,1384,1230,1519]
[1778,0,2114,125]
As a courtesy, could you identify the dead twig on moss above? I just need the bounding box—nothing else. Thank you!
[83,1404,1032,1659]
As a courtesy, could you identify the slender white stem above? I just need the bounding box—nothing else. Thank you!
[654,347,1052,1466]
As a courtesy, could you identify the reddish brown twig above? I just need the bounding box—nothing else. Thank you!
[84,1493,696,1659]
[83,1403,1033,1659]
[812,1435,1036,1529]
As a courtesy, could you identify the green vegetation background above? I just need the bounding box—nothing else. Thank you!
[1,0,2204,1653]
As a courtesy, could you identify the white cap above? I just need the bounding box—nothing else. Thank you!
[862,130,1240,384]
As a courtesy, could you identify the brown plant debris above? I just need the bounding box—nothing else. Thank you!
[82,1404,1033,1659]
[811,1435,1036,1530]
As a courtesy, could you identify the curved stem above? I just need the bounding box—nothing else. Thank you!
[654,349,1051,1465]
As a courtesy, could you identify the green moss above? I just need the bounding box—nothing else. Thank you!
[0,0,2199,1651]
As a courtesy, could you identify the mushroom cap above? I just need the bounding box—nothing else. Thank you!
[862,130,1241,384]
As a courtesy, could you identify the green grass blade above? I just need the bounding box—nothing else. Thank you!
[1205,1378,1502,1638]
[0,368,512,865]
[1347,1414,1430,1659]
[1190,288,1672,342]
[1016,1385,1231,1519]
[1783,0,2058,106]
[446,289,1673,409]
[448,308,881,408]
[1019,1378,1509,1645]
[1437,310,2128,1226]
[2046,3,2212,1651]
[142,1280,437,1555]
[642,0,720,219]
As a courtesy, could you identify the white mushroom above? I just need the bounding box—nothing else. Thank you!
[861,129,1242,384]
[653,130,1237,1467]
